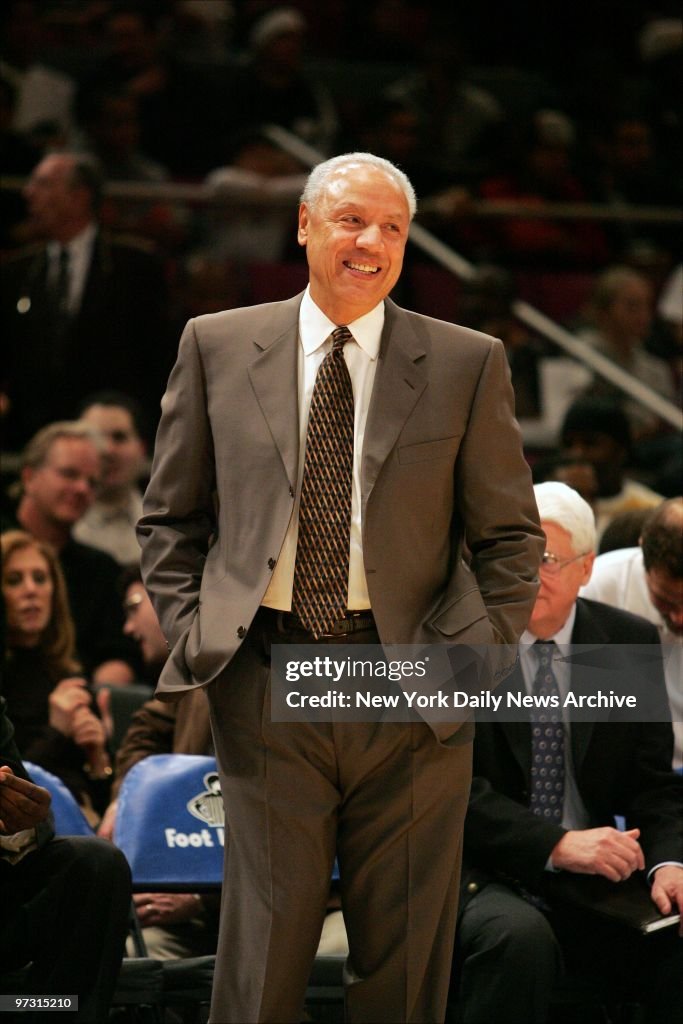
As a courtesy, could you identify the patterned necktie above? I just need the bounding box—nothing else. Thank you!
[292,326,354,638]
[529,641,565,823]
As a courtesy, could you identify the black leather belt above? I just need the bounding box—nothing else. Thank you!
[260,607,376,638]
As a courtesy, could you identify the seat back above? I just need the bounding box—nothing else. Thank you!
[114,754,224,890]
[23,761,94,836]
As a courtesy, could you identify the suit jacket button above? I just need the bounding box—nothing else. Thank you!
[289,485,295,498]
[268,557,276,570]
[466,882,479,894]
[237,626,246,639]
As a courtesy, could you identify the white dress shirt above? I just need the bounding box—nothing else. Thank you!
[262,286,383,611]
[73,488,144,567]
[581,547,683,771]
[47,222,97,315]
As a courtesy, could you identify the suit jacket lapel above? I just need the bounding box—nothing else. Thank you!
[247,294,301,492]
[362,299,428,506]
[569,599,610,774]
[78,230,107,323]
[498,668,533,778]
[247,295,429,504]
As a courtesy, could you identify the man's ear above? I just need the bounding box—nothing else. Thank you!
[297,204,309,247]
[580,550,596,586]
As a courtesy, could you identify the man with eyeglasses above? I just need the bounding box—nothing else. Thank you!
[450,482,683,1024]
[5,420,137,683]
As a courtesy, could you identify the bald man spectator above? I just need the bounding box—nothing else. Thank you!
[581,497,683,770]
[74,392,147,567]
[7,421,138,682]
[1,151,171,450]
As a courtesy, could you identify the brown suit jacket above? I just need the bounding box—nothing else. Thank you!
[138,294,543,741]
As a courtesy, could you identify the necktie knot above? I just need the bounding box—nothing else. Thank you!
[332,325,352,354]
[534,639,555,672]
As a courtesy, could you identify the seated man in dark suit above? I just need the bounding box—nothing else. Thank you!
[452,482,683,1024]
[0,696,131,1022]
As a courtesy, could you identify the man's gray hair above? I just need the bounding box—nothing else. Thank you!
[21,420,105,472]
[534,481,597,555]
[300,152,417,219]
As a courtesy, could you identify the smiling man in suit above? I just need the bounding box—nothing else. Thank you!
[453,481,683,1024]
[138,152,543,1023]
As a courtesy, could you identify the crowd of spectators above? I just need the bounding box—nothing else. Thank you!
[1,2,680,482]
[1,2,681,1020]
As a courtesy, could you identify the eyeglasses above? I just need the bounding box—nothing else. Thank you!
[540,551,588,575]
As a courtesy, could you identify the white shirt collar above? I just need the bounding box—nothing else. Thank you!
[299,285,384,359]
[47,221,97,263]
[521,602,577,656]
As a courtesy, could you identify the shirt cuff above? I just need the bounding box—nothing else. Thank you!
[0,827,38,864]
[647,861,683,883]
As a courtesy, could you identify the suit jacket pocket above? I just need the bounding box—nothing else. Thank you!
[397,435,461,465]
[430,587,493,642]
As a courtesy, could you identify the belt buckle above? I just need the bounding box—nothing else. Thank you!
[317,618,353,638]
[317,624,346,638]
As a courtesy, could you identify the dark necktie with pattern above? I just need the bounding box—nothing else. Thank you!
[529,640,565,823]
[291,326,354,638]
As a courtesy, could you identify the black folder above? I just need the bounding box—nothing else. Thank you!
[545,872,680,934]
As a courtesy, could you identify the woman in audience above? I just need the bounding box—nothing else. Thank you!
[1,530,112,824]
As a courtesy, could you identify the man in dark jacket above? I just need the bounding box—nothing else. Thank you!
[1,151,172,450]
[452,482,683,1024]
[0,696,131,1021]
